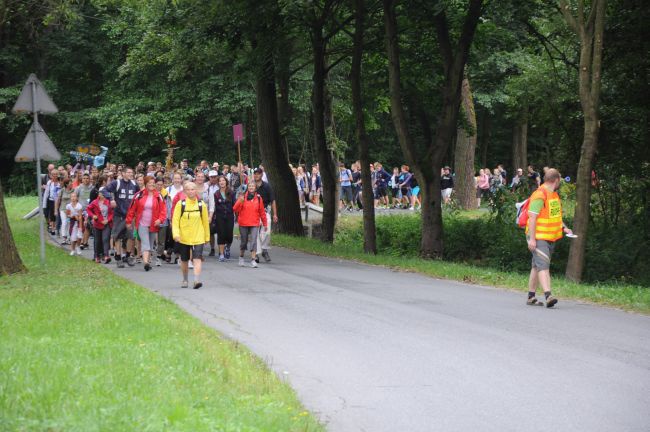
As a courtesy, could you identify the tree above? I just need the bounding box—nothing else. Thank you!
[351,0,376,253]
[558,0,606,282]
[383,0,484,258]
[0,179,25,275]
[454,76,478,210]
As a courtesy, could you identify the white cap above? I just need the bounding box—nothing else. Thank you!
[208,170,219,177]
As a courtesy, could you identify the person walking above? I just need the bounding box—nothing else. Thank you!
[155,177,172,265]
[525,168,573,308]
[211,175,236,262]
[172,182,210,289]
[65,192,84,256]
[253,168,277,263]
[86,189,114,264]
[103,167,139,268]
[75,172,94,250]
[234,181,268,268]
[126,176,167,272]
[56,179,74,244]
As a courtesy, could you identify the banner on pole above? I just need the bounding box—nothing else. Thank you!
[233,123,243,143]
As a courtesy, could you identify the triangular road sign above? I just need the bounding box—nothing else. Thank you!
[12,74,58,115]
[15,120,61,162]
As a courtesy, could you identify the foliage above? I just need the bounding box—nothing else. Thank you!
[0,197,323,431]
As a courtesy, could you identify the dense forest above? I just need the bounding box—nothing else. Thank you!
[1,0,648,284]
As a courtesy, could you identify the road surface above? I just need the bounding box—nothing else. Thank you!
[72,239,650,432]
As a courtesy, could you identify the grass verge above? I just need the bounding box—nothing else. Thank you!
[0,197,323,431]
[273,233,650,315]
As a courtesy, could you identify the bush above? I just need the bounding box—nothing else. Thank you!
[333,212,649,286]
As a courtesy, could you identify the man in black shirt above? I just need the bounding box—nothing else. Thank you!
[527,165,541,190]
[253,168,278,263]
[440,166,454,204]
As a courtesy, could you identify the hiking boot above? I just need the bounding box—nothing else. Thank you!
[144,263,151,272]
[181,280,188,289]
[193,282,203,290]
[208,249,215,257]
[116,258,125,269]
[546,296,558,308]
[262,250,271,263]
[526,297,543,306]
[127,256,136,267]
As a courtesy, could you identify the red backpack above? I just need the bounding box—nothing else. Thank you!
[515,187,548,229]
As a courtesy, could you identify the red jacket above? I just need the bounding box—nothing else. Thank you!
[233,193,267,228]
[126,189,167,233]
[86,197,114,230]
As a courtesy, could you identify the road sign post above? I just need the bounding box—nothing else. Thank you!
[12,74,60,265]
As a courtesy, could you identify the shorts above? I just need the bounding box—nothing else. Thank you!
[531,239,555,271]
[137,225,157,252]
[112,214,133,241]
[476,187,488,199]
[442,188,453,199]
[177,243,204,262]
[340,185,353,202]
[392,188,401,199]
[45,200,56,222]
[374,186,388,199]
[400,187,411,198]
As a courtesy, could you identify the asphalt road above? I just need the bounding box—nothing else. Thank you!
[74,239,650,432]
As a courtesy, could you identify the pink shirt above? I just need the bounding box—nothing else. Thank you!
[140,195,154,227]
[478,174,490,189]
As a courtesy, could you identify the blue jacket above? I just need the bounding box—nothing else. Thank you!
[104,179,139,217]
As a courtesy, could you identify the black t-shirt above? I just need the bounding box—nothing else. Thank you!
[528,171,540,188]
[256,181,274,208]
[440,174,454,190]
[352,171,362,186]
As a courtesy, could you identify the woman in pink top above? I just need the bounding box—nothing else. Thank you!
[476,168,490,207]
[126,176,167,271]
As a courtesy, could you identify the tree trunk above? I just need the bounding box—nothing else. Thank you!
[246,107,254,167]
[351,0,376,254]
[383,0,483,258]
[276,41,293,162]
[512,107,528,172]
[311,18,338,243]
[454,77,478,210]
[560,0,606,282]
[0,179,25,275]
[479,110,490,168]
[255,55,303,236]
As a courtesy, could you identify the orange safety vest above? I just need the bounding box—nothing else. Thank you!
[525,186,563,242]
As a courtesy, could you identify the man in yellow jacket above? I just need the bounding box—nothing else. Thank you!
[172,182,210,289]
[526,168,573,308]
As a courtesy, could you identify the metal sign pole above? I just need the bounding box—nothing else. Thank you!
[31,80,46,264]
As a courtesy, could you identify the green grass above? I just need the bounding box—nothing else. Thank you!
[273,233,650,315]
[0,197,323,431]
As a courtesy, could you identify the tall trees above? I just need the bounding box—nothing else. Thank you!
[559,0,607,282]
[351,0,376,253]
[383,0,483,258]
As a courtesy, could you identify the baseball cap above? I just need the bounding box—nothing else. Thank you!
[208,170,218,177]
[253,168,263,174]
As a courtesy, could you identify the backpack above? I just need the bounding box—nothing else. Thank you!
[409,174,418,188]
[516,187,548,229]
[180,199,204,219]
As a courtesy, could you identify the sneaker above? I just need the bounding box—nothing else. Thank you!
[181,280,188,289]
[127,256,136,267]
[193,282,203,290]
[545,296,558,308]
[116,258,125,269]
[76,247,82,255]
[109,249,115,257]
[219,255,225,262]
[261,250,271,263]
[155,257,161,267]
[251,259,258,268]
[255,256,260,264]
[144,263,151,272]
[238,257,245,267]
[526,297,543,306]
[188,260,194,269]
[70,251,75,256]
[224,245,231,259]
[209,249,215,257]
[103,257,112,264]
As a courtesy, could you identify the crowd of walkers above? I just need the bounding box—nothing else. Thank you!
[42,159,277,289]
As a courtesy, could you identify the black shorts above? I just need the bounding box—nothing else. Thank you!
[45,200,56,222]
[111,214,133,241]
[374,186,388,199]
[177,243,204,262]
